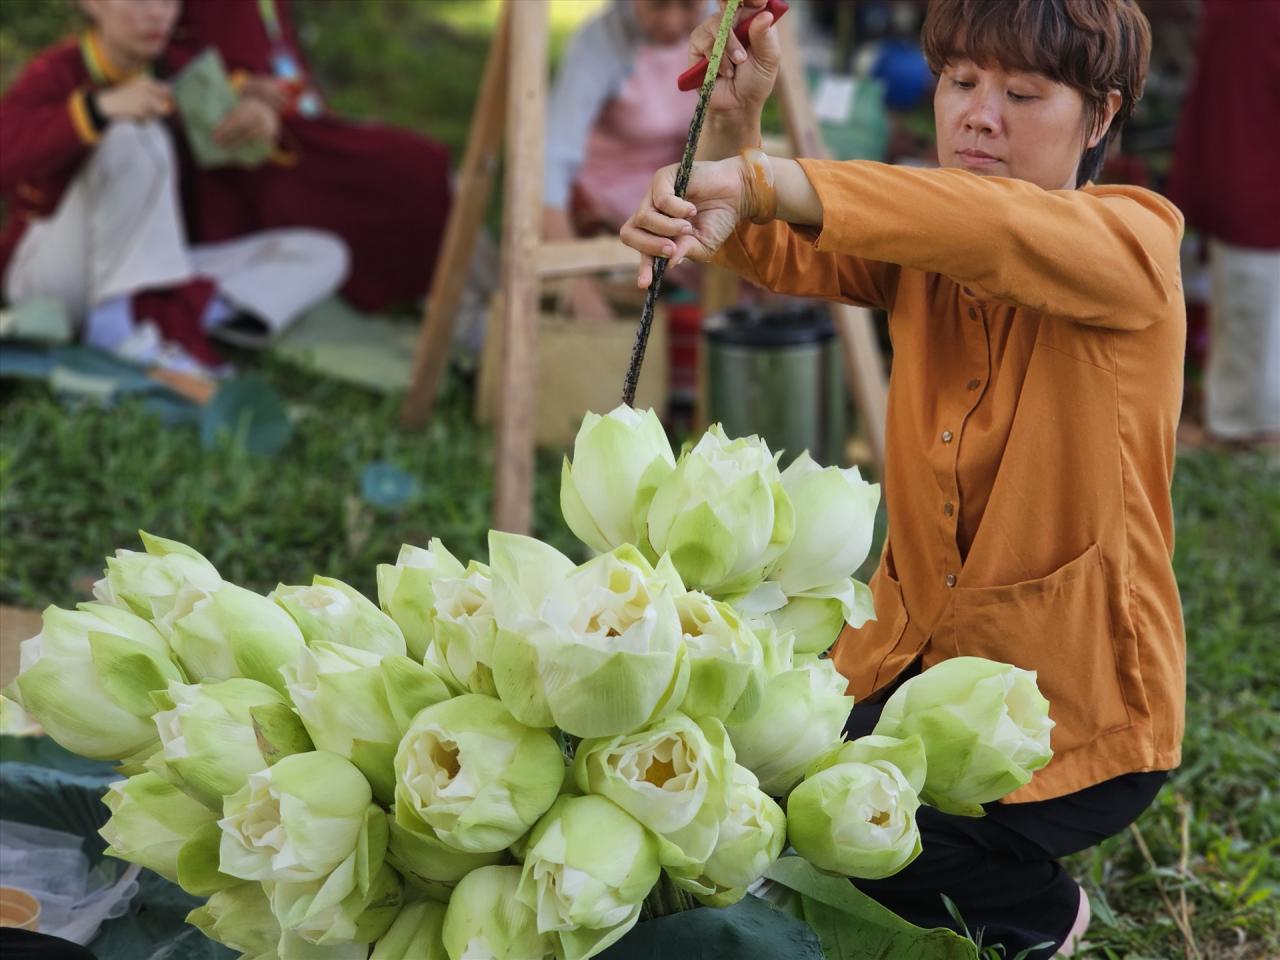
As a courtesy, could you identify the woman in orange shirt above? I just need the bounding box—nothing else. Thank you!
[622,0,1184,955]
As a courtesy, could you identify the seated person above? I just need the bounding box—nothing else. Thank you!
[163,0,453,314]
[543,0,709,320]
[0,0,347,374]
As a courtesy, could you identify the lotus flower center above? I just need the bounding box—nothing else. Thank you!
[239,789,285,852]
[868,810,891,827]
[643,756,678,787]
[430,738,461,780]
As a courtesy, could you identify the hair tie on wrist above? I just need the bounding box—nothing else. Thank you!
[740,146,777,225]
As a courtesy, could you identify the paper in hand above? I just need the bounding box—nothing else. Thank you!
[172,48,272,169]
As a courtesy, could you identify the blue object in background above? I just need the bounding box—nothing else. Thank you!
[360,461,420,511]
[870,39,933,110]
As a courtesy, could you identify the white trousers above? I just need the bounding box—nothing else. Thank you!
[2,121,348,337]
[1206,239,1280,439]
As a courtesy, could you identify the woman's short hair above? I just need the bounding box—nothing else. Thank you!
[921,0,1152,186]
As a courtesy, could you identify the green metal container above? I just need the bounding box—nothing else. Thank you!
[704,303,846,466]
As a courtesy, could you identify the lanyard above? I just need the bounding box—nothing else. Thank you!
[258,0,284,43]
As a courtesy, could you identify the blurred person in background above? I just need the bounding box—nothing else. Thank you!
[0,0,347,375]
[542,0,711,321]
[164,0,452,314]
[1167,0,1280,450]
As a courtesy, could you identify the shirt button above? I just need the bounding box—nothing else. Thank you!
[943,501,955,517]
[941,430,954,443]
[945,573,957,587]
[967,379,981,390]
[962,286,973,296]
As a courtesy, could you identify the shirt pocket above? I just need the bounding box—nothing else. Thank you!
[952,543,1132,756]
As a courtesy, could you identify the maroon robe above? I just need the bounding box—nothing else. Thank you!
[165,0,452,312]
[0,38,103,284]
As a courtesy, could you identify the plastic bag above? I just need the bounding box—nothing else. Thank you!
[0,820,140,945]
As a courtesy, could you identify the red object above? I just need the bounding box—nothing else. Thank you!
[677,0,789,92]
[667,300,703,399]
[0,40,100,282]
[1166,0,1280,249]
[165,0,453,312]
[134,278,223,366]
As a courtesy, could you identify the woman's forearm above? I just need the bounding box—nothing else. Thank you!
[697,110,763,161]
[772,157,823,229]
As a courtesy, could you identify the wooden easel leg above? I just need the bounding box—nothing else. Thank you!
[492,0,549,533]
[400,3,512,429]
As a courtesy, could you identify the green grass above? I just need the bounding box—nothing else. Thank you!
[0,362,584,605]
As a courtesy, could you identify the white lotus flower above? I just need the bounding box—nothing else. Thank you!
[560,405,676,555]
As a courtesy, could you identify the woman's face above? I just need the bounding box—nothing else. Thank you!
[632,0,705,47]
[933,60,1119,191]
[82,0,180,63]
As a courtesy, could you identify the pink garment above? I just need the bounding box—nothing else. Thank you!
[574,43,697,228]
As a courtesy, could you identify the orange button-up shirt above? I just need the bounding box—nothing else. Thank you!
[714,160,1186,802]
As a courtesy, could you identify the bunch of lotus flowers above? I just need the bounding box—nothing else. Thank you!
[6,408,1053,960]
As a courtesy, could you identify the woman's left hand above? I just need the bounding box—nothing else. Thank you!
[620,158,754,288]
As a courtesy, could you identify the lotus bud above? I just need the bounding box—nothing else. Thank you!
[168,582,306,694]
[149,677,312,809]
[94,531,222,627]
[99,771,219,886]
[271,576,406,657]
[767,453,879,595]
[674,591,764,723]
[443,865,557,960]
[572,712,733,872]
[489,533,688,739]
[370,899,448,959]
[645,424,794,598]
[786,760,923,879]
[872,656,1054,816]
[376,540,466,662]
[560,405,675,556]
[687,764,786,904]
[11,603,181,763]
[218,751,379,883]
[516,796,660,960]
[393,694,564,855]
[429,561,498,696]
[186,883,281,958]
[725,655,853,796]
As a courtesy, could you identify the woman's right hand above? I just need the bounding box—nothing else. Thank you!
[620,157,754,288]
[96,76,173,123]
[694,0,782,118]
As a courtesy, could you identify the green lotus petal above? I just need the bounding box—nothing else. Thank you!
[14,657,158,760]
[393,694,564,854]
[444,865,557,960]
[186,883,280,957]
[376,539,466,662]
[369,898,448,960]
[517,795,659,943]
[786,760,922,879]
[89,630,183,717]
[386,816,502,892]
[99,771,217,885]
[770,455,879,595]
[873,657,1053,814]
[175,819,238,896]
[809,734,928,794]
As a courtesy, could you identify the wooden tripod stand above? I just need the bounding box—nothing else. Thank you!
[399,1,888,534]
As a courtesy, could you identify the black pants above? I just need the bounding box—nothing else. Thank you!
[0,930,95,959]
[843,684,1168,957]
